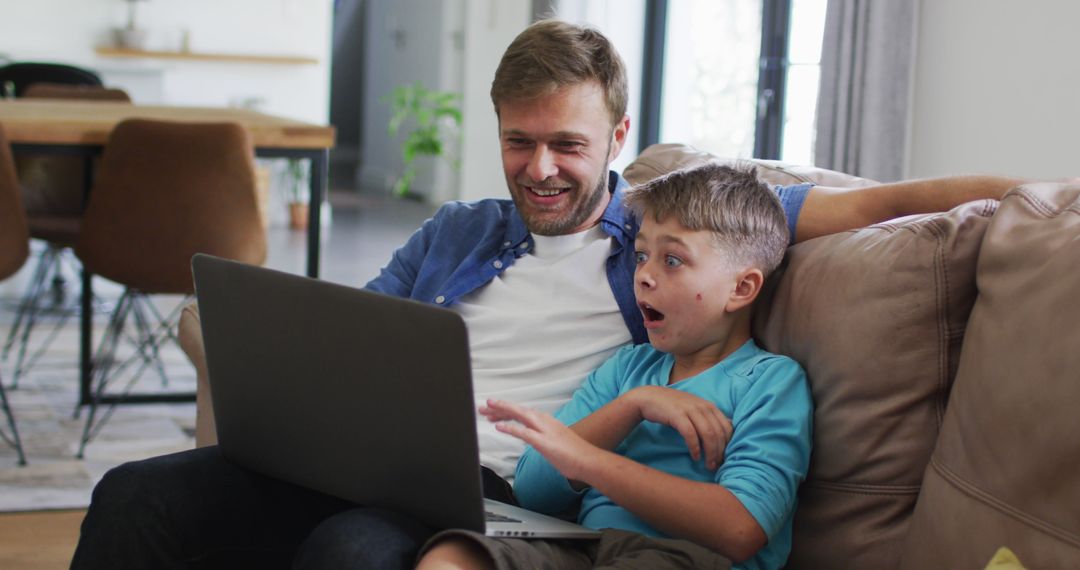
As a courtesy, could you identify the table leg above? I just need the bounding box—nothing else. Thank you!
[306,150,327,278]
[78,155,95,409]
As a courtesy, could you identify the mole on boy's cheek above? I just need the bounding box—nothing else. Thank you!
[696,293,703,301]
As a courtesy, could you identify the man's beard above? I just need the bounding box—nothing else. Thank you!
[523,166,610,236]
[518,137,614,236]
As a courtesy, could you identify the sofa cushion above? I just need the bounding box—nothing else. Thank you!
[752,199,998,569]
[900,183,1080,568]
[623,143,879,188]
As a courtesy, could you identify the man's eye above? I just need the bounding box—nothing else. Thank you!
[634,251,647,264]
[664,255,683,267]
[555,141,583,151]
[506,138,531,147]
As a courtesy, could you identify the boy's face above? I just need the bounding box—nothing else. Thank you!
[634,215,744,357]
[497,81,628,236]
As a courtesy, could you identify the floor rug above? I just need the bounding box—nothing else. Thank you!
[0,316,197,513]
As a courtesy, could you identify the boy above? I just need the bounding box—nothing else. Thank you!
[416,162,813,570]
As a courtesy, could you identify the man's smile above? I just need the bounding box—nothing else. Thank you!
[523,183,571,198]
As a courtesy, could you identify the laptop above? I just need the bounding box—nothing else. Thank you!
[192,254,599,539]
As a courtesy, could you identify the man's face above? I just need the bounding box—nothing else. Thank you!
[498,81,629,236]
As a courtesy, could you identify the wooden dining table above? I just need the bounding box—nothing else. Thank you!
[0,99,336,407]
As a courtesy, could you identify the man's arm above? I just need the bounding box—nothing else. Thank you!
[363,210,440,296]
[794,175,1026,242]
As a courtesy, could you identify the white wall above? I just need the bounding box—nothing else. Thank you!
[0,0,333,124]
[908,0,1080,180]
[457,0,531,202]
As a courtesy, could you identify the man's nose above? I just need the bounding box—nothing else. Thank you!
[526,146,558,181]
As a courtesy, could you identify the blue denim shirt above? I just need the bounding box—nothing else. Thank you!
[365,171,812,346]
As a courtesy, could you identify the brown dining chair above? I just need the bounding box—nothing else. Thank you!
[2,84,132,387]
[74,118,267,457]
[0,124,31,466]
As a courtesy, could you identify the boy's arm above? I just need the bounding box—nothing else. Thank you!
[493,357,812,562]
[568,386,732,472]
[794,175,1025,242]
[488,399,763,562]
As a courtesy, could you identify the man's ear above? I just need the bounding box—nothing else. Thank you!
[609,114,630,162]
[725,268,764,313]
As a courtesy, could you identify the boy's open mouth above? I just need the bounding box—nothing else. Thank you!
[639,302,665,322]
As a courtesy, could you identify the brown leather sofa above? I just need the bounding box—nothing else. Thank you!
[179,144,1080,568]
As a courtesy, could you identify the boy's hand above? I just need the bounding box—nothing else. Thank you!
[628,386,733,471]
[480,399,599,483]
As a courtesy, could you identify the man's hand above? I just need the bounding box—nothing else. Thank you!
[627,386,733,471]
[480,399,601,483]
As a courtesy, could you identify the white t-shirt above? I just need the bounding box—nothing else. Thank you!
[452,225,633,477]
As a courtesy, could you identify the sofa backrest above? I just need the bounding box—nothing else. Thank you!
[623,144,995,569]
[622,143,880,189]
[899,183,1080,568]
[754,202,995,569]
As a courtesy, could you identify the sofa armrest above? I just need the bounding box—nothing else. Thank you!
[178,302,216,447]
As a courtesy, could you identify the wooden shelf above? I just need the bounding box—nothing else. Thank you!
[95,46,319,66]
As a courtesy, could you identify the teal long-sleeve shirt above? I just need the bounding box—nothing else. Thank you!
[513,340,813,570]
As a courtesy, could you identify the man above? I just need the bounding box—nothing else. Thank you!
[70,19,1023,570]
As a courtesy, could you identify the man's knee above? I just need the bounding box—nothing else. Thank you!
[293,508,433,570]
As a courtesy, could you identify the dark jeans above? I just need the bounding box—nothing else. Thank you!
[70,446,516,569]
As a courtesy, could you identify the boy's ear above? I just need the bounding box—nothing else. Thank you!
[725,268,765,313]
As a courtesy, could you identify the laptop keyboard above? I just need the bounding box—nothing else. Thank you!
[485,510,523,524]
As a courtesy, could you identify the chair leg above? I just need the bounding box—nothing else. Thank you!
[75,291,191,459]
[3,244,78,389]
[76,290,133,459]
[2,245,53,364]
[130,296,171,388]
[0,371,27,466]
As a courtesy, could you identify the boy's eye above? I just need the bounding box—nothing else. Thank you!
[506,138,532,147]
[664,255,683,267]
[634,251,648,264]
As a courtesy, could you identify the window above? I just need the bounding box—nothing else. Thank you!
[645,0,826,163]
[781,0,827,164]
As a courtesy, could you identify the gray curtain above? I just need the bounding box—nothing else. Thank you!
[814,0,919,182]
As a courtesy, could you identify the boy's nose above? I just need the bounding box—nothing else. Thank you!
[636,269,656,289]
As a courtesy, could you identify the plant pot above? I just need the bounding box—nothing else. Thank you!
[114,27,147,50]
[288,202,309,231]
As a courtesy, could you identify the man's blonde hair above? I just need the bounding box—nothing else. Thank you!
[624,163,789,276]
[491,19,628,127]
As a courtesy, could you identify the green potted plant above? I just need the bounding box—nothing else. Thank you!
[385,82,462,198]
[282,158,310,230]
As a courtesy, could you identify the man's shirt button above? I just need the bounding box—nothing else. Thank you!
[435,295,446,304]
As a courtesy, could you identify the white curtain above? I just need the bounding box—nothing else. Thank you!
[814,0,920,182]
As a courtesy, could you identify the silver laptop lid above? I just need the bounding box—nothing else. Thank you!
[192,254,485,532]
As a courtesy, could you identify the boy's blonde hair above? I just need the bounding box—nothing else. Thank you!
[491,19,629,128]
[624,162,789,276]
